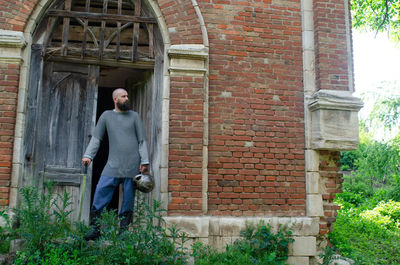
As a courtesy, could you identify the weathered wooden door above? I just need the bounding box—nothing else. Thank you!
[24,51,99,222]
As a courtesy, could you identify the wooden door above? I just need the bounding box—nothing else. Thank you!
[24,53,99,222]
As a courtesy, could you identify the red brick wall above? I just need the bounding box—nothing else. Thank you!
[0,63,20,207]
[0,0,39,31]
[158,0,204,45]
[319,151,342,235]
[168,76,205,215]
[313,0,350,91]
[198,0,306,216]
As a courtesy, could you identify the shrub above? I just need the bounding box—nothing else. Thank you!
[360,200,400,229]
[192,221,294,265]
[12,187,189,265]
[330,198,400,264]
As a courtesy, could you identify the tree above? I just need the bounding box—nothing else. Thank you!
[351,0,400,41]
[361,81,400,137]
[369,96,400,131]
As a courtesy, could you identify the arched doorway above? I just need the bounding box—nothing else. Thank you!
[23,0,164,222]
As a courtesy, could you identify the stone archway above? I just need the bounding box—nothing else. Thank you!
[10,0,169,221]
[9,0,211,219]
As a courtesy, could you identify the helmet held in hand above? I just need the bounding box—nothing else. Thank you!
[133,172,154,193]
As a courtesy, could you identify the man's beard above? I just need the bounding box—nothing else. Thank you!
[117,100,131,111]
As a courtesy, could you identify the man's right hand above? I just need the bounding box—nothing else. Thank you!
[82,157,92,166]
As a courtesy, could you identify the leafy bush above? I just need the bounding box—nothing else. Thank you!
[360,200,400,229]
[330,197,400,264]
[340,132,400,193]
[335,191,365,209]
[192,221,294,265]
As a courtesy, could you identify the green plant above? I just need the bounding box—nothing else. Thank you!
[330,196,400,264]
[340,131,400,198]
[0,206,12,253]
[318,246,338,265]
[13,188,190,264]
[13,181,73,255]
[192,221,294,265]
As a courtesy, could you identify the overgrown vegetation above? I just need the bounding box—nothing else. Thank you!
[0,182,188,264]
[331,112,400,264]
[0,182,294,264]
[192,222,294,265]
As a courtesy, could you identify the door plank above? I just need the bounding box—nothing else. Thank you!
[32,62,99,223]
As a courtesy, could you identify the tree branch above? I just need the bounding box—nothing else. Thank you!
[377,0,390,33]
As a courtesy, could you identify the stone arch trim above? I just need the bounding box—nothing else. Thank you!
[9,0,210,215]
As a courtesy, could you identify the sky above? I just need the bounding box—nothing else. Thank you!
[353,31,400,93]
[352,30,400,138]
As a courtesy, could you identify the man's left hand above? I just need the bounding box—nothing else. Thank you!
[140,164,149,173]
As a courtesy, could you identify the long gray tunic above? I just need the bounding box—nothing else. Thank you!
[83,110,149,178]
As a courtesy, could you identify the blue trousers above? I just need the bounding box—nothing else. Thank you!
[91,175,136,217]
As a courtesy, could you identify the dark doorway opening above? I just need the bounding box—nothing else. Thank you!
[91,86,118,210]
[89,66,154,212]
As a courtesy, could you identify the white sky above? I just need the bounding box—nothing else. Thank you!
[353,31,400,95]
[352,30,400,138]
[353,31,400,114]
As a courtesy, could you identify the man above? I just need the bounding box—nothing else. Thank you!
[82,88,149,240]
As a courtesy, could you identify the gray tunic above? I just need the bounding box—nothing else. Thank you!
[83,110,149,178]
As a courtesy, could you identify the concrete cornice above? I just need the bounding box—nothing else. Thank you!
[0,30,26,48]
[0,30,27,63]
[168,44,208,59]
[308,89,364,111]
[167,44,208,76]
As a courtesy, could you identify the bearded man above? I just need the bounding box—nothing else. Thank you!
[82,88,149,240]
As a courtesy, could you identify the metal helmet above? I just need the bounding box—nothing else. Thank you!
[133,172,154,193]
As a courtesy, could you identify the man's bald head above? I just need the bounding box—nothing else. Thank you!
[112,88,127,100]
[112,88,130,112]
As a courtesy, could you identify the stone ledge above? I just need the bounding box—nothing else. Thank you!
[0,30,26,48]
[164,216,320,259]
[168,44,208,59]
[164,216,319,238]
[308,90,363,151]
[0,30,26,63]
[167,44,208,76]
[308,90,363,112]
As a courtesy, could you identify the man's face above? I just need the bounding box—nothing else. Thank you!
[115,90,130,111]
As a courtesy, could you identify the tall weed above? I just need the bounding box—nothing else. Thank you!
[13,181,73,255]
[13,188,189,264]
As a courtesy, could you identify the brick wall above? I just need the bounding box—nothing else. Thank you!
[0,63,20,207]
[158,0,204,45]
[168,75,205,215]
[198,0,306,216]
[0,0,39,31]
[313,0,350,91]
[319,150,342,235]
